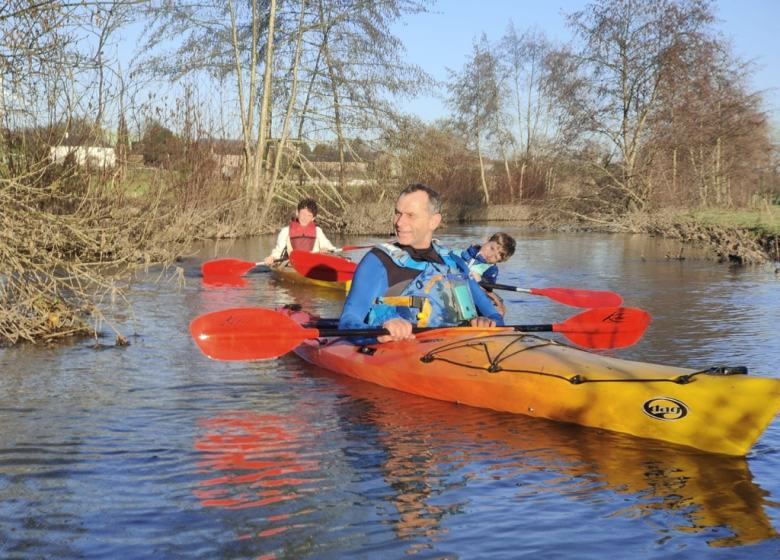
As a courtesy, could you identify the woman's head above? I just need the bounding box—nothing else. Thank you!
[296,198,318,226]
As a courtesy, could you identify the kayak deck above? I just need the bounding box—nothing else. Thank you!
[271,261,351,291]
[284,308,780,456]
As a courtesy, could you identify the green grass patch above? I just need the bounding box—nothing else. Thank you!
[686,206,780,235]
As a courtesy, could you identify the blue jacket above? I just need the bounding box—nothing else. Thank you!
[339,243,504,345]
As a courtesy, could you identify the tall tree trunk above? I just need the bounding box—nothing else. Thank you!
[255,0,277,220]
[265,0,307,205]
[317,0,346,190]
[228,0,260,195]
[476,120,490,205]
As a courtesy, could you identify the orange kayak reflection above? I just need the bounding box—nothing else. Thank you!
[193,412,324,511]
[192,381,777,550]
[319,374,778,549]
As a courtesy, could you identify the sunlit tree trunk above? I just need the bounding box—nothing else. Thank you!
[260,0,308,225]
[227,0,259,196]
[251,0,277,202]
[446,33,501,205]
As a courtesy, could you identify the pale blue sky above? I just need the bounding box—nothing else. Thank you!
[391,0,780,122]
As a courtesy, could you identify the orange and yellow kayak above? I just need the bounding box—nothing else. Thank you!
[283,307,780,456]
[270,260,351,291]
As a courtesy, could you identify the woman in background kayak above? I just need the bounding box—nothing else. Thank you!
[263,198,335,265]
[339,184,503,345]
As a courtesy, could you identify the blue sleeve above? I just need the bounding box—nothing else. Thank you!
[463,244,480,261]
[482,264,499,285]
[470,277,505,326]
[339,252,392,345]
[448,251,471,274]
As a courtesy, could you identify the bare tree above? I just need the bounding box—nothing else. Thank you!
[140,0,434,214]
[498,22,562,201]
[650,34,771,208]
[446,33,502,205]
[559,0,719,211]
[1,0,188,344]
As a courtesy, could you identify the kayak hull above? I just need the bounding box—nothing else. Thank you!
[271,261,351,291]
[284,308,780,456]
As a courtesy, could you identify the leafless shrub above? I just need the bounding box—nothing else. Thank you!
[0,160,191,345]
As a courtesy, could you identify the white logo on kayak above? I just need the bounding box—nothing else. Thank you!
[643,397,689,421]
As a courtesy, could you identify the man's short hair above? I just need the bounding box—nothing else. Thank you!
[398,183,442,216]
[488,232,516,261]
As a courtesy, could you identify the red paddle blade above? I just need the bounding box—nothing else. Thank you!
[190,307,316,361]
[555,307,651,349]
[289,250,357,282]
[202,258,257,277]
[529,287,623,308]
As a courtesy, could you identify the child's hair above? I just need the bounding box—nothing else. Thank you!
[488,232,516,262]
[297,198,318,217]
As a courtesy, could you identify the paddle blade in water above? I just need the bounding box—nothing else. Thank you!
[202,258,258,277]
[529,287,623,308]
[289,250,357,282]
[555,307,651,349]
[190,307,315,360]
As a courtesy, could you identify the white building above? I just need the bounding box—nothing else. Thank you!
[49,145,116,169]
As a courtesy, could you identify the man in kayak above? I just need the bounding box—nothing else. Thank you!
[263,198,335,265]
[339,184,504,345]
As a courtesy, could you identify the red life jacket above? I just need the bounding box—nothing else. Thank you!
[288,219,317,251]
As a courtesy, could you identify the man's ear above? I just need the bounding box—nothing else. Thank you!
[430,212,442,230]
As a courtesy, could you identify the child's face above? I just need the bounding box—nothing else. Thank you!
[297,208,315,227]
[480,241,503,264]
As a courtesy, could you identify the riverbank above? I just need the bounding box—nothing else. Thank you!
[302,202,779,265]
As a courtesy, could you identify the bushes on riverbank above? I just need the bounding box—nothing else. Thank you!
[2,165,777,348]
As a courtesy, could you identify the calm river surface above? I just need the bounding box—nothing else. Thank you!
[2,225,780,559]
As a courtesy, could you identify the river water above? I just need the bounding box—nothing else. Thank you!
[2,225,780,559]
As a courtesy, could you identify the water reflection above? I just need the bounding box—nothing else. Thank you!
[331,374,778,550]
[201,276,250,290]
[193,412,324,511]
[191,369,778,556]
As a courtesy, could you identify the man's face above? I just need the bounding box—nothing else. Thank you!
[393,191,441,249]
[297,208,315,227]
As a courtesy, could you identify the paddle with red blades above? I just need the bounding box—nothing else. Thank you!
[289,250,357,283]
[479,282,623,308]
[190,306,652,361]
[202,244,376,278]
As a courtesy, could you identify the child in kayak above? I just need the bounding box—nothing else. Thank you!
[457,232,516,284]
[264,198,335,265]
[454,232,516,317]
